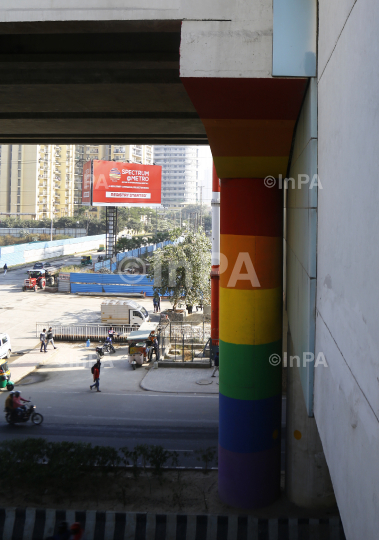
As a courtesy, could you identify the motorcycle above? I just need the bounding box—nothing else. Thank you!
[5,404,44,425]
[96,337,115,359]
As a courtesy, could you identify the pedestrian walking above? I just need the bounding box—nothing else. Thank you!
[40,328,47,353]
[3,263,7,275]
[211,350,219,377]
[90,361,101,392]
[153,297,158,313]
[46,327,57,349]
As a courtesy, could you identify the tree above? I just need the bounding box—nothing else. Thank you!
[147,230,211,310]
[203,214,212,232]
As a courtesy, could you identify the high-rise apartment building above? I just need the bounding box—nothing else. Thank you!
[74,144,153,211]
[0,144,75,219]
[153,146,198,207]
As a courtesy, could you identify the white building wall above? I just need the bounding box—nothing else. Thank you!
[316,0,379,538]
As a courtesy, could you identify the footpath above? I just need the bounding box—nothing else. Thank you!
[141,366,218,393]
[3,342,219,394]
[1,346,58,390]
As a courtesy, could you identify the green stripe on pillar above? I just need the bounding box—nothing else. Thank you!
[219,340,282,401]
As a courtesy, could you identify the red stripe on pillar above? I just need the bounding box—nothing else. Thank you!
[220,178,282,237]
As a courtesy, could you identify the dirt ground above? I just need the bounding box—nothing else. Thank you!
[0,471,338,519]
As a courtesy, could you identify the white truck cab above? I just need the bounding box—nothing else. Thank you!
[0,333,11,359]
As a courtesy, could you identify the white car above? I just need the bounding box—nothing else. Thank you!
[0,333,11,359]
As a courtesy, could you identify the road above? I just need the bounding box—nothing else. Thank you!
[0,257,219,467]
[0,345,219,467]
[0,251,285,469]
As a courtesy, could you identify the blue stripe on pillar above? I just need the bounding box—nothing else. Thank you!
[219,393,282,453]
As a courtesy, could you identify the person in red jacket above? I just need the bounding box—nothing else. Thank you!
[70,522,85,540]
[90,362,101,392]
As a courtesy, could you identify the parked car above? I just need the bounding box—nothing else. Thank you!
[0,333,11,360]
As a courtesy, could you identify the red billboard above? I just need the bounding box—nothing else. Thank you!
[82,161,92,206]
[91,160,162,207]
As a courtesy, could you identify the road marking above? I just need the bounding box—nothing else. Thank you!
[247,517,258,540]
[104,512,116,540]
[43,509,56,539]
[23,508,36,540]
[3,508,15,540]
[269,518,278,540]
[166,514,177,540]
[289,519,298,540]
[85,510,97,540]
[228,515,238,540]
[146,514,156,540]
[186,515,197,540]
[124,513,136,540]
[207,515,218,540]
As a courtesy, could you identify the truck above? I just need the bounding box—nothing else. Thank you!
[100,299,149,327]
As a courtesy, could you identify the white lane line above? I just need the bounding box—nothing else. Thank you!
[288,518,298,540]
[247,517,258,540]
[84,510,97,540]
[227,516,238,540]
[268,518,278,540]
[104,512,116,540]
[66,510,76,528]
[124,513,136,540]
[186,515,197,540]
[206,515,218,540]
[43,509,56,539]
[145,514,156,540]
[22,508,36,540]
[3,508,16,540]
[166,514,177,540]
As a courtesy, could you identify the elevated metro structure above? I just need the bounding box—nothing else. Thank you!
[0,0,323,511]
[2,2,379,538]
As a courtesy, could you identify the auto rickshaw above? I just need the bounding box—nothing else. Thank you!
[81,255,92,266]
[127,322,158,369]
[98,244,105,252]
[0,360,14,391]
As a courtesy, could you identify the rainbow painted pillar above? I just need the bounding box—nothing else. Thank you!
[219,178,283,508]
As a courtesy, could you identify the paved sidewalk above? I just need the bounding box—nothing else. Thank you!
[0,508,345,540]
[141,367,219,394]
[2,346,60,389]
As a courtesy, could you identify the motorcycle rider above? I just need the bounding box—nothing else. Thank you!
[4,391,14,413]
[13,390,30,418]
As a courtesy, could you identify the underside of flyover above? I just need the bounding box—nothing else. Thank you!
[0,21,207,145]
[1,20,311,510]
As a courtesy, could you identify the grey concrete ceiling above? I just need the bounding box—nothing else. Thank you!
[0,21,208,144]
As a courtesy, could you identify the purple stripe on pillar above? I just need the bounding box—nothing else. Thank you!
[218,445,281,509]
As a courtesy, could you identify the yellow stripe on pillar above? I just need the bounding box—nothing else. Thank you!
[219,286,282,346]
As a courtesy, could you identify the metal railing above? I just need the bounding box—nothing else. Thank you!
[36,323,135,342]
[158,320,211,362]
